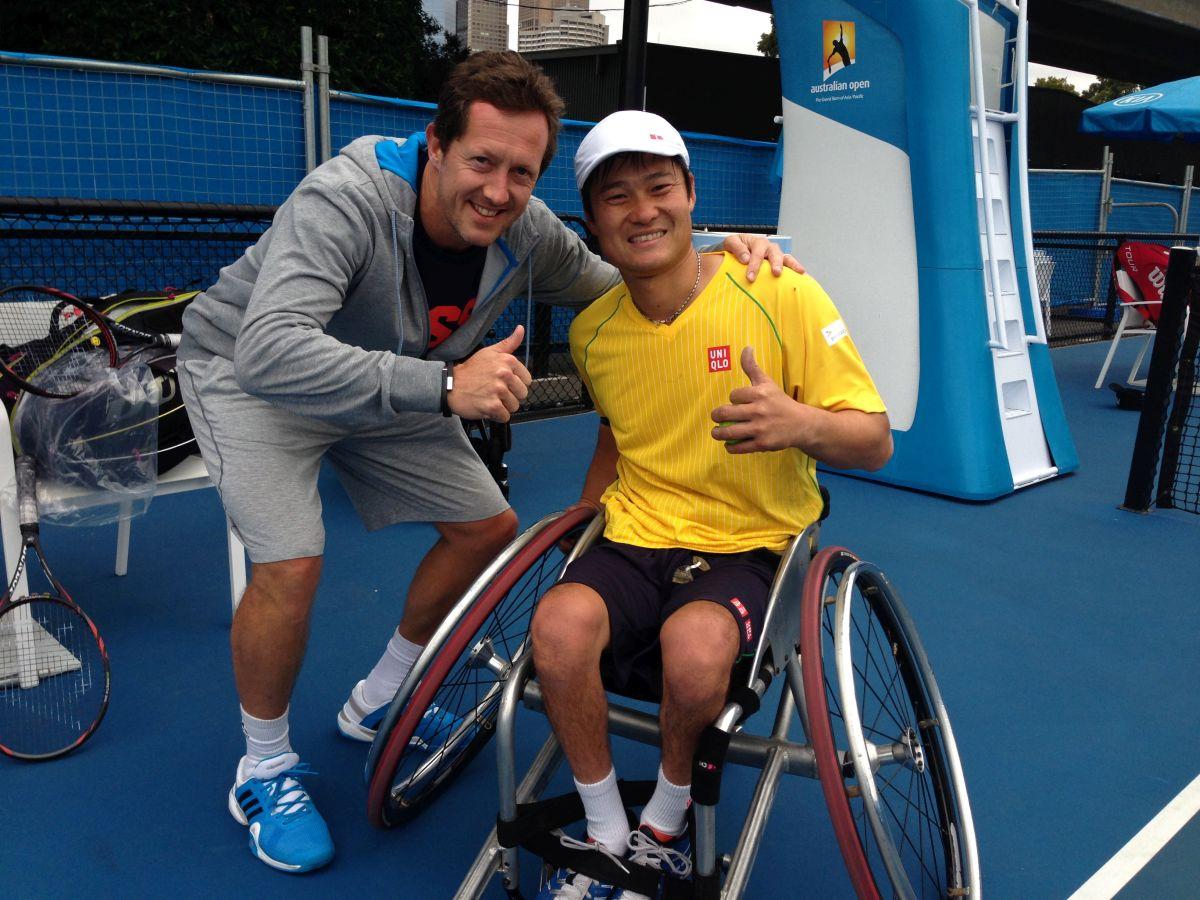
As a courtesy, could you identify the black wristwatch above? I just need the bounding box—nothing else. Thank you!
[440,362,455,417]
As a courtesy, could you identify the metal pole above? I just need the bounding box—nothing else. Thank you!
[0,51,304,89]
[1098,146,1113,232]
[301,26,317,174]
[1091,146,1113,315]
[617,0,649,110]
[318,35,332,164]
[1181,165,1194,234]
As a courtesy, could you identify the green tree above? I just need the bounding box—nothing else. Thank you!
[1083,78,1142,105]
[2,1,467,102]
[758,17,778,59]
[1034,75,1078,95]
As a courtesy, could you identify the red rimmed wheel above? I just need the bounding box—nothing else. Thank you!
[365,507,597,827]
[800,546,979,898]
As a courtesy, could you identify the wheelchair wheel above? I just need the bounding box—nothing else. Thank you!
[800,547,980,899]
[366,507,597,828]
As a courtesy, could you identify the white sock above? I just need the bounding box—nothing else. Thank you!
[641,766,691,838]
[240,706,292,770]
[361,629,424,709]
[576,768,630,854]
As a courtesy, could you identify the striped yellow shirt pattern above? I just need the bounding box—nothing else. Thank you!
[569,252,886,554]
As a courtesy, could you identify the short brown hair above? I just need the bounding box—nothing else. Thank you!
[433,51,566,177]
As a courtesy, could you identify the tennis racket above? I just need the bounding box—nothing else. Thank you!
[0,285,181,402]
[0,456,111,760]
[0,285,122,402]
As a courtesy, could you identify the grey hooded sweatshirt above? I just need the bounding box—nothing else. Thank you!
[179,133,620,428]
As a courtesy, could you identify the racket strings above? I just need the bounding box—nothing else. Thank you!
[0,286,120,398]
[0,596,109,758]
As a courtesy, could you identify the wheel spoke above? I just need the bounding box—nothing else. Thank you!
[372,516,593,825]
[812,561,971,897]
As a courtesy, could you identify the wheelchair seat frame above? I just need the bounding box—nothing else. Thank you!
[364,509,981,899]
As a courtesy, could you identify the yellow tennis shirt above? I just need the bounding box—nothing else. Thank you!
[569,251,886,553]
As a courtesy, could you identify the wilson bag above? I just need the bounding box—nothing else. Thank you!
[94,289,199,474]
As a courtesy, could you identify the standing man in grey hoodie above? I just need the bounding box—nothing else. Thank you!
[178,50,798,873]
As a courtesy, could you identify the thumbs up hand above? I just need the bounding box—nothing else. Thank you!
[447,325,533,422]
[710,346,805,453]
[739,345,771,386]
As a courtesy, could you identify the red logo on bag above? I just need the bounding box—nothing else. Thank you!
[708,345,731,372]
[730,598,748,618]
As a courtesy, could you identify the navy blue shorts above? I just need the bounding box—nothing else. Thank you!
[558,539,779,701]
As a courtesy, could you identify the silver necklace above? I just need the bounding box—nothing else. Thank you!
[643,251,702,325]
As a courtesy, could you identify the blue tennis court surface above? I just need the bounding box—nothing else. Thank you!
[1119,810,1200,898]
[2,340,1198,898]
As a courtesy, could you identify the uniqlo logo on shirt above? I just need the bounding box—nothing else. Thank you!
[708,345,731,372]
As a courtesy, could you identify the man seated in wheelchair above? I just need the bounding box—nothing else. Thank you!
[529,110,893,897]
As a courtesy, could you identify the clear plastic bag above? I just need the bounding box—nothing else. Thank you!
[12,354,161,526]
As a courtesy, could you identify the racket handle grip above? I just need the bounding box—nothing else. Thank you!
[16,455,39,529]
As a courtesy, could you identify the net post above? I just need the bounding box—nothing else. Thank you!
[1155,264,1200,509]
[1122,245,1197,512]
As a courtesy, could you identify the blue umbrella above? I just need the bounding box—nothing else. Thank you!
[1080,76,1200,142]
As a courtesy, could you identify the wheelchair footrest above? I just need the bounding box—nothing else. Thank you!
[496,780,666,897]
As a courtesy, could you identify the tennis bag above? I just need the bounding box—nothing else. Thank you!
[95,289,200,474]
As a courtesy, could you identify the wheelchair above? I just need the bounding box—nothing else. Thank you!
[363,503,981,898]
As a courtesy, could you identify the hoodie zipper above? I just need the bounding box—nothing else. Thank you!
[390,210,407,354]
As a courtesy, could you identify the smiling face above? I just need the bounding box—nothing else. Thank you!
[584,153,696,279]
[420,101,550,251]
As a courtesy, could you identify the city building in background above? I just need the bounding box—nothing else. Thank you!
[518,8,608,53]
[456,0,508,52]
[423,0,457,38]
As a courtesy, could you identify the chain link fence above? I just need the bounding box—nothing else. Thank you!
[1033,231,1200,347]
[0,197,597,420]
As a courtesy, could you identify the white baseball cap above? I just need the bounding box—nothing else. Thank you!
[574,110,690,192]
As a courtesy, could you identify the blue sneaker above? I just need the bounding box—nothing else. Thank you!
[337,679,461,749]
[621,825,692,898]
[227,752,334,873]
[537,834,629,899]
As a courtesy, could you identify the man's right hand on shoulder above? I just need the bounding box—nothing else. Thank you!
[447,325,532,422]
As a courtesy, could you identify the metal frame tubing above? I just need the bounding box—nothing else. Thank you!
[317,35,332,164]
[300,27,317,173]
[0,51,304,91]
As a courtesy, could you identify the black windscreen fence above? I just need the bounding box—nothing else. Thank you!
[1033,231,1200,347]
[0,197,274,299]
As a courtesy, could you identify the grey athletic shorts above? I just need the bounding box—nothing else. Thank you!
[179,355,510,563]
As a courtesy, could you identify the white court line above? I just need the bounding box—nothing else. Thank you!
[1069,772,1200,900]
